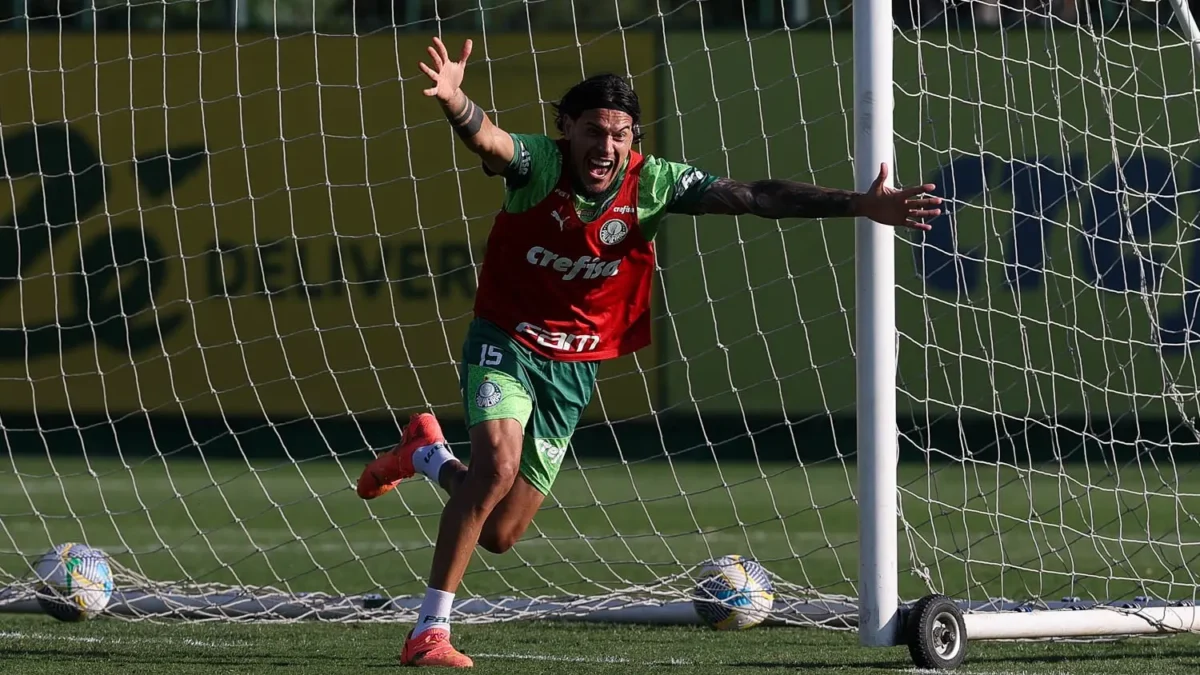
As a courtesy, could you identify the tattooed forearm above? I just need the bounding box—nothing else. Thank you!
[435,89,515,175]
[442,90,486,140]
[692,178,860,219]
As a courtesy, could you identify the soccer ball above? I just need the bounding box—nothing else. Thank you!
[34,543,114,621]
[691,554,774,630]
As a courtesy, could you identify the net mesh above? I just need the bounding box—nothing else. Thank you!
[1,0,1198,627]
[896,7,1200,608]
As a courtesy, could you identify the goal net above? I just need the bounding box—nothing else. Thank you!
[3,0,1200,633]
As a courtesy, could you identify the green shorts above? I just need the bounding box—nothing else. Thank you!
[459,318,598,495]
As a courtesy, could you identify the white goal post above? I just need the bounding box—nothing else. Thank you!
[5,0,1200,667]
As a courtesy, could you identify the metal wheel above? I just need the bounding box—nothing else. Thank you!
[905,594,967,670]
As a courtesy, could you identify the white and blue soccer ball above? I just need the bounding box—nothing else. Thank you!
[691,554,774,630]
[34,543,114,621]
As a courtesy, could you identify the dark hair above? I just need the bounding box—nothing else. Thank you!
[553,73,644,143]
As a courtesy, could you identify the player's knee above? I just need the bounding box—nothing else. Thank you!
[480,514,531,554]
[478,528,518,555]
[467,459,519,497]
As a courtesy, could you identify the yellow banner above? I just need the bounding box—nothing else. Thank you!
[0,33,658,420]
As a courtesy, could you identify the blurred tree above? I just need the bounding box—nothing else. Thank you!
[89,0,233,30]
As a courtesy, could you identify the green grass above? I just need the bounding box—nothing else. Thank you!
[4,454,1200,672]
[4,454,1200,602]
[3,612,1200,674]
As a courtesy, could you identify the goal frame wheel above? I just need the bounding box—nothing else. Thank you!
[904,594,968,670]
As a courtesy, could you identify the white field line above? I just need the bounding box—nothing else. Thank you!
[474,652,692,666]
[0,630,250,649]
[914,671,1088,675]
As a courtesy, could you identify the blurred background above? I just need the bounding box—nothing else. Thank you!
[0,0,1193,35]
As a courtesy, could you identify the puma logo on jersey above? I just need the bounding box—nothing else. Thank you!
[526,246,621,280]
[550,209,568,231]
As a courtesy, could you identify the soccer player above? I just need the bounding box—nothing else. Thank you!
[356,36,942,668]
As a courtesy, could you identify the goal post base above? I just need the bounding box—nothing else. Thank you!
[963,604,1200,640]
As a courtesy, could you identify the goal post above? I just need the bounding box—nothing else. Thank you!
[855,0,900,648]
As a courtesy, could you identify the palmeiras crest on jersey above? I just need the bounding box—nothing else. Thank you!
[475,380,503,408]
[598,219,628,246]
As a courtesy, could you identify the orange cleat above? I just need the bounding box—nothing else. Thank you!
[399,627,473,668]
[356,413,446,500]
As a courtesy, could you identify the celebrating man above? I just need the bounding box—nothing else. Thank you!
[356,36,941,668]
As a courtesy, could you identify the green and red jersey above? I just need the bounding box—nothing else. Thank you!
[472,133,718,361]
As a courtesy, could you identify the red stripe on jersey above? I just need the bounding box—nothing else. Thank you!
[473,141,654,361]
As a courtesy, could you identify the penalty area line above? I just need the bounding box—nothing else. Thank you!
[474,652,693,666]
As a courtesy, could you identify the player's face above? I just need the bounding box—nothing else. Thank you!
[563,109,634,196]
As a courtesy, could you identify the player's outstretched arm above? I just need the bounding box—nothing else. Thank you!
[686,162,942,231]
[418,37,515,176]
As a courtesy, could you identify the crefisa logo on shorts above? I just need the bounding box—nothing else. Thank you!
[537,439,566,465]
[476,379,503,408]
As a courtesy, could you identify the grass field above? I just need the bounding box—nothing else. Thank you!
[4,612,1200,674]
[4,453,1200,672]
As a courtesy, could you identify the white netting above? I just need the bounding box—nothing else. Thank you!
[895,3,1200,610]
[2,0,1199,630]
[0,1,852,624]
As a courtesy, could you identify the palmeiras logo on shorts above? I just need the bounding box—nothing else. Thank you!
[475,379,503,408]
[598,219,628,246]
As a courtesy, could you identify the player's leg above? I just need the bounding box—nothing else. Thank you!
[424,418,524,591]
[478,471,544,554]
[398,418,525,668]
[477,355,598,554]
[403,338,597,667]
[399,323,536,667]
[408,422,547,555]
[355,320,528,501]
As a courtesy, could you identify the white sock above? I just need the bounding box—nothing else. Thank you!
[412,442,455,483]
[413,587,454,637]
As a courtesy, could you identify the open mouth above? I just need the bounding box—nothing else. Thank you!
[586,157,614,181]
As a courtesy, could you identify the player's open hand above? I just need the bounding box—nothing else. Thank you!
[855,162,942,231]
[418,37,471,104]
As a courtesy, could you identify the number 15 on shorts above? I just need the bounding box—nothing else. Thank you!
[480,344,503,366]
